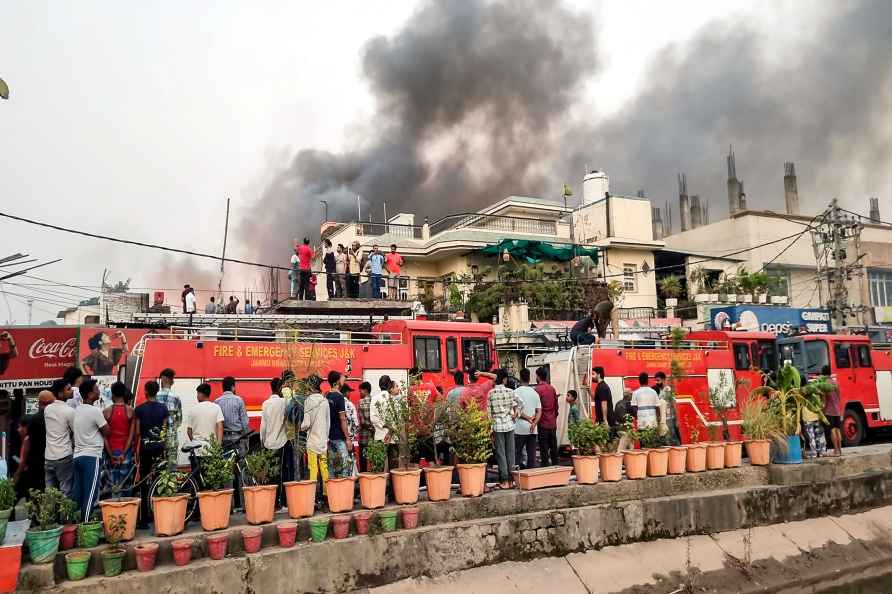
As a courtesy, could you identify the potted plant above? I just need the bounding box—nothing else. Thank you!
[243,449,280,524]
[639,426,669,477]
[685,423,707,472]
[100,495,140,543]
[0,478,15,544]
[445,400,492,496]
[195,438,235,531]
[25,487,64,564]
[77,509,103,548]
[358,439,388,509]
[58,497,79,550]
[65,549,91,581]
[568,419,607,484]
[618,416,646,480]
[100,514,127,577]
[598,435,624,482]
[740,392,784,465]
[411,395,454,501]
[658,275,683,308]
[151,466,190,536]
[376,386,421,504]
[325,450,356,513]
[763,380,828,464]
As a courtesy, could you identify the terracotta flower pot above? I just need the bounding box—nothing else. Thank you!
[206,532,228,560]
[724,441,743,468]
[326,477,356,513]
[277,522,298,547]
[423,466,454,501]
[667,446,687,474]
[283,480,316,518]
[65,551,91,581]
[358,473,387,509]
[171,538,193,566]
[647,448,670,477]
[134,542,158,572]
[331,515,351,539]
[686,444,707,472]
[60,524,78,550]
[197,489,234,531]
[353,511,372,535]
[242,527,262,553]
[572,455,599,484]
[401,506,420,529]
[746,439,771,466]
[623,450,648,480]
[456,463,487,496]
[599,453,623,482]
[99,497,140,542]
[390,468,422,504]
[514,466,572,490]
[243,485,278,525]
[152,494,189,537]
[706,442,726,470]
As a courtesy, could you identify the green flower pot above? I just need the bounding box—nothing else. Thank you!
[26,525,63,564]
[309,517,329,543]
[378,510,397,532]
[65,551,91,581]
[78,521,103,548]
[0,508,12,544]
[101,548,126,577]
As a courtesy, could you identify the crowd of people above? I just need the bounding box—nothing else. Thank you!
[181,284,263,315]
[291,238,405,300]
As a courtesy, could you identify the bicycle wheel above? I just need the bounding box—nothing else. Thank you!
[148,475,200,525]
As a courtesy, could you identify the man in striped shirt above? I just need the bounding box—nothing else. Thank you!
[487,369,521,490]
[631,372,660,429]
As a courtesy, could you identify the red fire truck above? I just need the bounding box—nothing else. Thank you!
[529,329,892,448]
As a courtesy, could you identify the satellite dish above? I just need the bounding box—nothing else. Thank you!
[0,78,8,100]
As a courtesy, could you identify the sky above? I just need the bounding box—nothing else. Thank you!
[0,1,887,324]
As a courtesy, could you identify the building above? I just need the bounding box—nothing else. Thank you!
[316,170,665,315]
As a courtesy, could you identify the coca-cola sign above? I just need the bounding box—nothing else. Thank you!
[28,337,77,360]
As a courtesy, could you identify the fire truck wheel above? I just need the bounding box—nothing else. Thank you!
[842,407,866,447]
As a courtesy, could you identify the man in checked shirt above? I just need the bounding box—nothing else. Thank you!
[487,368,522,490]
[217,376,250,509]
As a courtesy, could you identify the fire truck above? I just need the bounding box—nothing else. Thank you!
[121,319,497,459]
[529,329,892,448]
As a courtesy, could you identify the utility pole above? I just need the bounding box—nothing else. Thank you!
[26,299,33,325]
[811,199,866,328]
[218,198,231,300]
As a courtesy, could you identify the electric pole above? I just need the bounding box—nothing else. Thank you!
[811,199,866,328]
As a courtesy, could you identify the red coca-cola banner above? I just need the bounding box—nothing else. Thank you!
[0,327,79,389]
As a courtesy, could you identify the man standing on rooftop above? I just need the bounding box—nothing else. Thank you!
[296,238,314,300]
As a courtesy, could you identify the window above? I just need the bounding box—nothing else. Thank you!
[733,343,752,370]
[753,341,777,372]
[413,336,441,372]
[462,338,492,372]
[857,345,873,368]
[446,337,458,370]
[834,343,851,369]
[804,340,829,375]
[869,270,892,306]
[622,263,637,293]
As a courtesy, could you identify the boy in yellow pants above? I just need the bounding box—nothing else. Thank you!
[301,387,330,499]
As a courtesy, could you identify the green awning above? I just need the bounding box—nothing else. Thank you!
[477,239,599,264]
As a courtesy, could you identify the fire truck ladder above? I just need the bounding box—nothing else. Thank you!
[569,344,594,421]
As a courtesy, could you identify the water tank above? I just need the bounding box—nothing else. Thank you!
[583,170,609,204]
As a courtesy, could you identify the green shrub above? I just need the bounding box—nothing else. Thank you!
[365,440,388,474]
[567,419,609,455]
[0,478,15,510]
[445,400,492,464]
[26,487,64,531]
[200,438,234,492]
[245,448,280,486]
[638,425,667,449]
[154,467,188,498]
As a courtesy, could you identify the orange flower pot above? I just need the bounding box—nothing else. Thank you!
[284,480,316,518]
[513,466,572,490]
[571,455,599,484]
[196,489,234,531]
[724,441,743,468]
[358,473,388,509]
[667,446,687,475]
[390,468,422,504]
[152,494,189,537]
[706,442,726,470]
[243,485,278,525]
[646,448,670,477]
[599,453,623,482]
[423,466,454,501]
[99,497,140,542]
[746,439,771,466]
[325,477,356,513]
[623,450,648,480]
[456,463,487,496]
[686,444,707,472]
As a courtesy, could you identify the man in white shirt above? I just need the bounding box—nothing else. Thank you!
[370,375,403,471]
[513,368,541,469]
[71,379,109,521]
[631,372,661,430]
[44,379,76,496]
[260,377,290,504]
[300,387,330,498]
[184,288,196,313]
[185,383,224,455]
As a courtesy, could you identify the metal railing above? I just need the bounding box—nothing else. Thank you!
[429,212,560,237]
[358,222,423,239]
